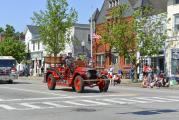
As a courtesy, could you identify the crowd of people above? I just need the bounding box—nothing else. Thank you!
[141,64,169,88]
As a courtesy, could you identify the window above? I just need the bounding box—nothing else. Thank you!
[175,0,179,4]
[109,0,119,8]
[125,57,131,65]
[88,34,91,42]
[97,54,105,67]
[151,58,157,69]
[109,1,112,8]
[38,41,40,50]
[33,42,35,51]
[175,15,179,31]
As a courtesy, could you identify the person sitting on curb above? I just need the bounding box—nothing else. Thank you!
[141,74,149,88]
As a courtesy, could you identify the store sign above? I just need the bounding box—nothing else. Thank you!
[172,49,179,60]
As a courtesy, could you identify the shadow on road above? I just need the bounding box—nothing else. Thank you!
[55,88,102,93]
[117,109,178,116]
[0,81,32,84]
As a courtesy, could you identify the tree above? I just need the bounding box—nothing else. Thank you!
[0,27,4,33]
[102,4,167,81]
[31,0,77,57]
[4,24,15,38]
[0,38,26,63]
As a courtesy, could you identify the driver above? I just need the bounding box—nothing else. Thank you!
[65,52,74,74]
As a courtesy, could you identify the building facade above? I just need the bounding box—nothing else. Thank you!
[92,0,167,77]
[24,24,91,76]
[165,0,179,76]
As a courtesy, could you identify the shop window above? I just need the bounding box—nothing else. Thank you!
[175,0,179,4]
[171,49,179,75]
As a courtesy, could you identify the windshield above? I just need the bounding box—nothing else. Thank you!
[0,60,16,67]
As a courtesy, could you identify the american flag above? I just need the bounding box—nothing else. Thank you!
[92,33,102,40]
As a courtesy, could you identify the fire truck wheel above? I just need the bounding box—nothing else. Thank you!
[74,75,84,93]
[99,76,110,92]
[8,80,13,84]
[47,74,56,90]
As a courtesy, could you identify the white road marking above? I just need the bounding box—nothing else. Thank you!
[64,101,88,106]
[20,103,41,109]
[101,99,127,104]
[116,98,148,103]
[0,104,16,110]
[81,100,110,105]
[0,86,66,96]
[0,94,136,102]
[42,102,69,108]
[134,97,168,102]
[152,97,179,102]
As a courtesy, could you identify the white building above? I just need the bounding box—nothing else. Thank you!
[24,25,45,76]
[24,24,91,76]
[165,0,179,76]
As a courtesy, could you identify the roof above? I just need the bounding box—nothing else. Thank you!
[129,0,167,12]
[26,25,39,35]
[74,23,90,29]
[90,8,100,22]
[95,0,167,24]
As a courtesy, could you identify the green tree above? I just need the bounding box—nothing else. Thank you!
[31,0,77,57]
[0,27,4,33]
[0,38,26,63]
[102,4,167,81]
[4,24,15,38]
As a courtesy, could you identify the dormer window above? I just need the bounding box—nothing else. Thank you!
[109,0,120,8]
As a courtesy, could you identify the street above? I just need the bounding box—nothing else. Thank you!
[0,78,179,120]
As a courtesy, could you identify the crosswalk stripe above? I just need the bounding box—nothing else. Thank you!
[152,97,179,102]
[42,102,69,107]
[135,97,167,102]
[20,103,41,109]
[102,99,127,104]
[81,100,110,105]
[117,98,148,103]
[64,101,87,106]
[0,104,16,110]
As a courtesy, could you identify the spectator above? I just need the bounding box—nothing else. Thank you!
[130,66,135,82]
[118,68,123,78]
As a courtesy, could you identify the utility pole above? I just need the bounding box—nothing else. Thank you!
[90,12,93,59]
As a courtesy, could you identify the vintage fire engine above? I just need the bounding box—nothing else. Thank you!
[44,56,110,93]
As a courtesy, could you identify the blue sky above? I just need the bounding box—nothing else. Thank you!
[0,0,104,32]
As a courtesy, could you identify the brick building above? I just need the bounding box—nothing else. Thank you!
[92,0,167,77]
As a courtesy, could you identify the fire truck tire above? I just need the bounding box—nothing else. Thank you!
[8,80,13,84]
[99,76,110,92]
[74,75,84,93]
[47,74,56,90]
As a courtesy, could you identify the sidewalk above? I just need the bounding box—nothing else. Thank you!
[120,79,179,90]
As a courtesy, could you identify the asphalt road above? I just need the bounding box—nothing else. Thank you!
[0,78,179,120]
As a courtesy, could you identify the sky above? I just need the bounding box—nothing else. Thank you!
[0,0,104,32]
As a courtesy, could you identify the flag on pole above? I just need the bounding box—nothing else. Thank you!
[92,33,102,40]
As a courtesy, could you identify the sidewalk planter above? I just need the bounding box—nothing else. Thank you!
[169,76,179,86]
